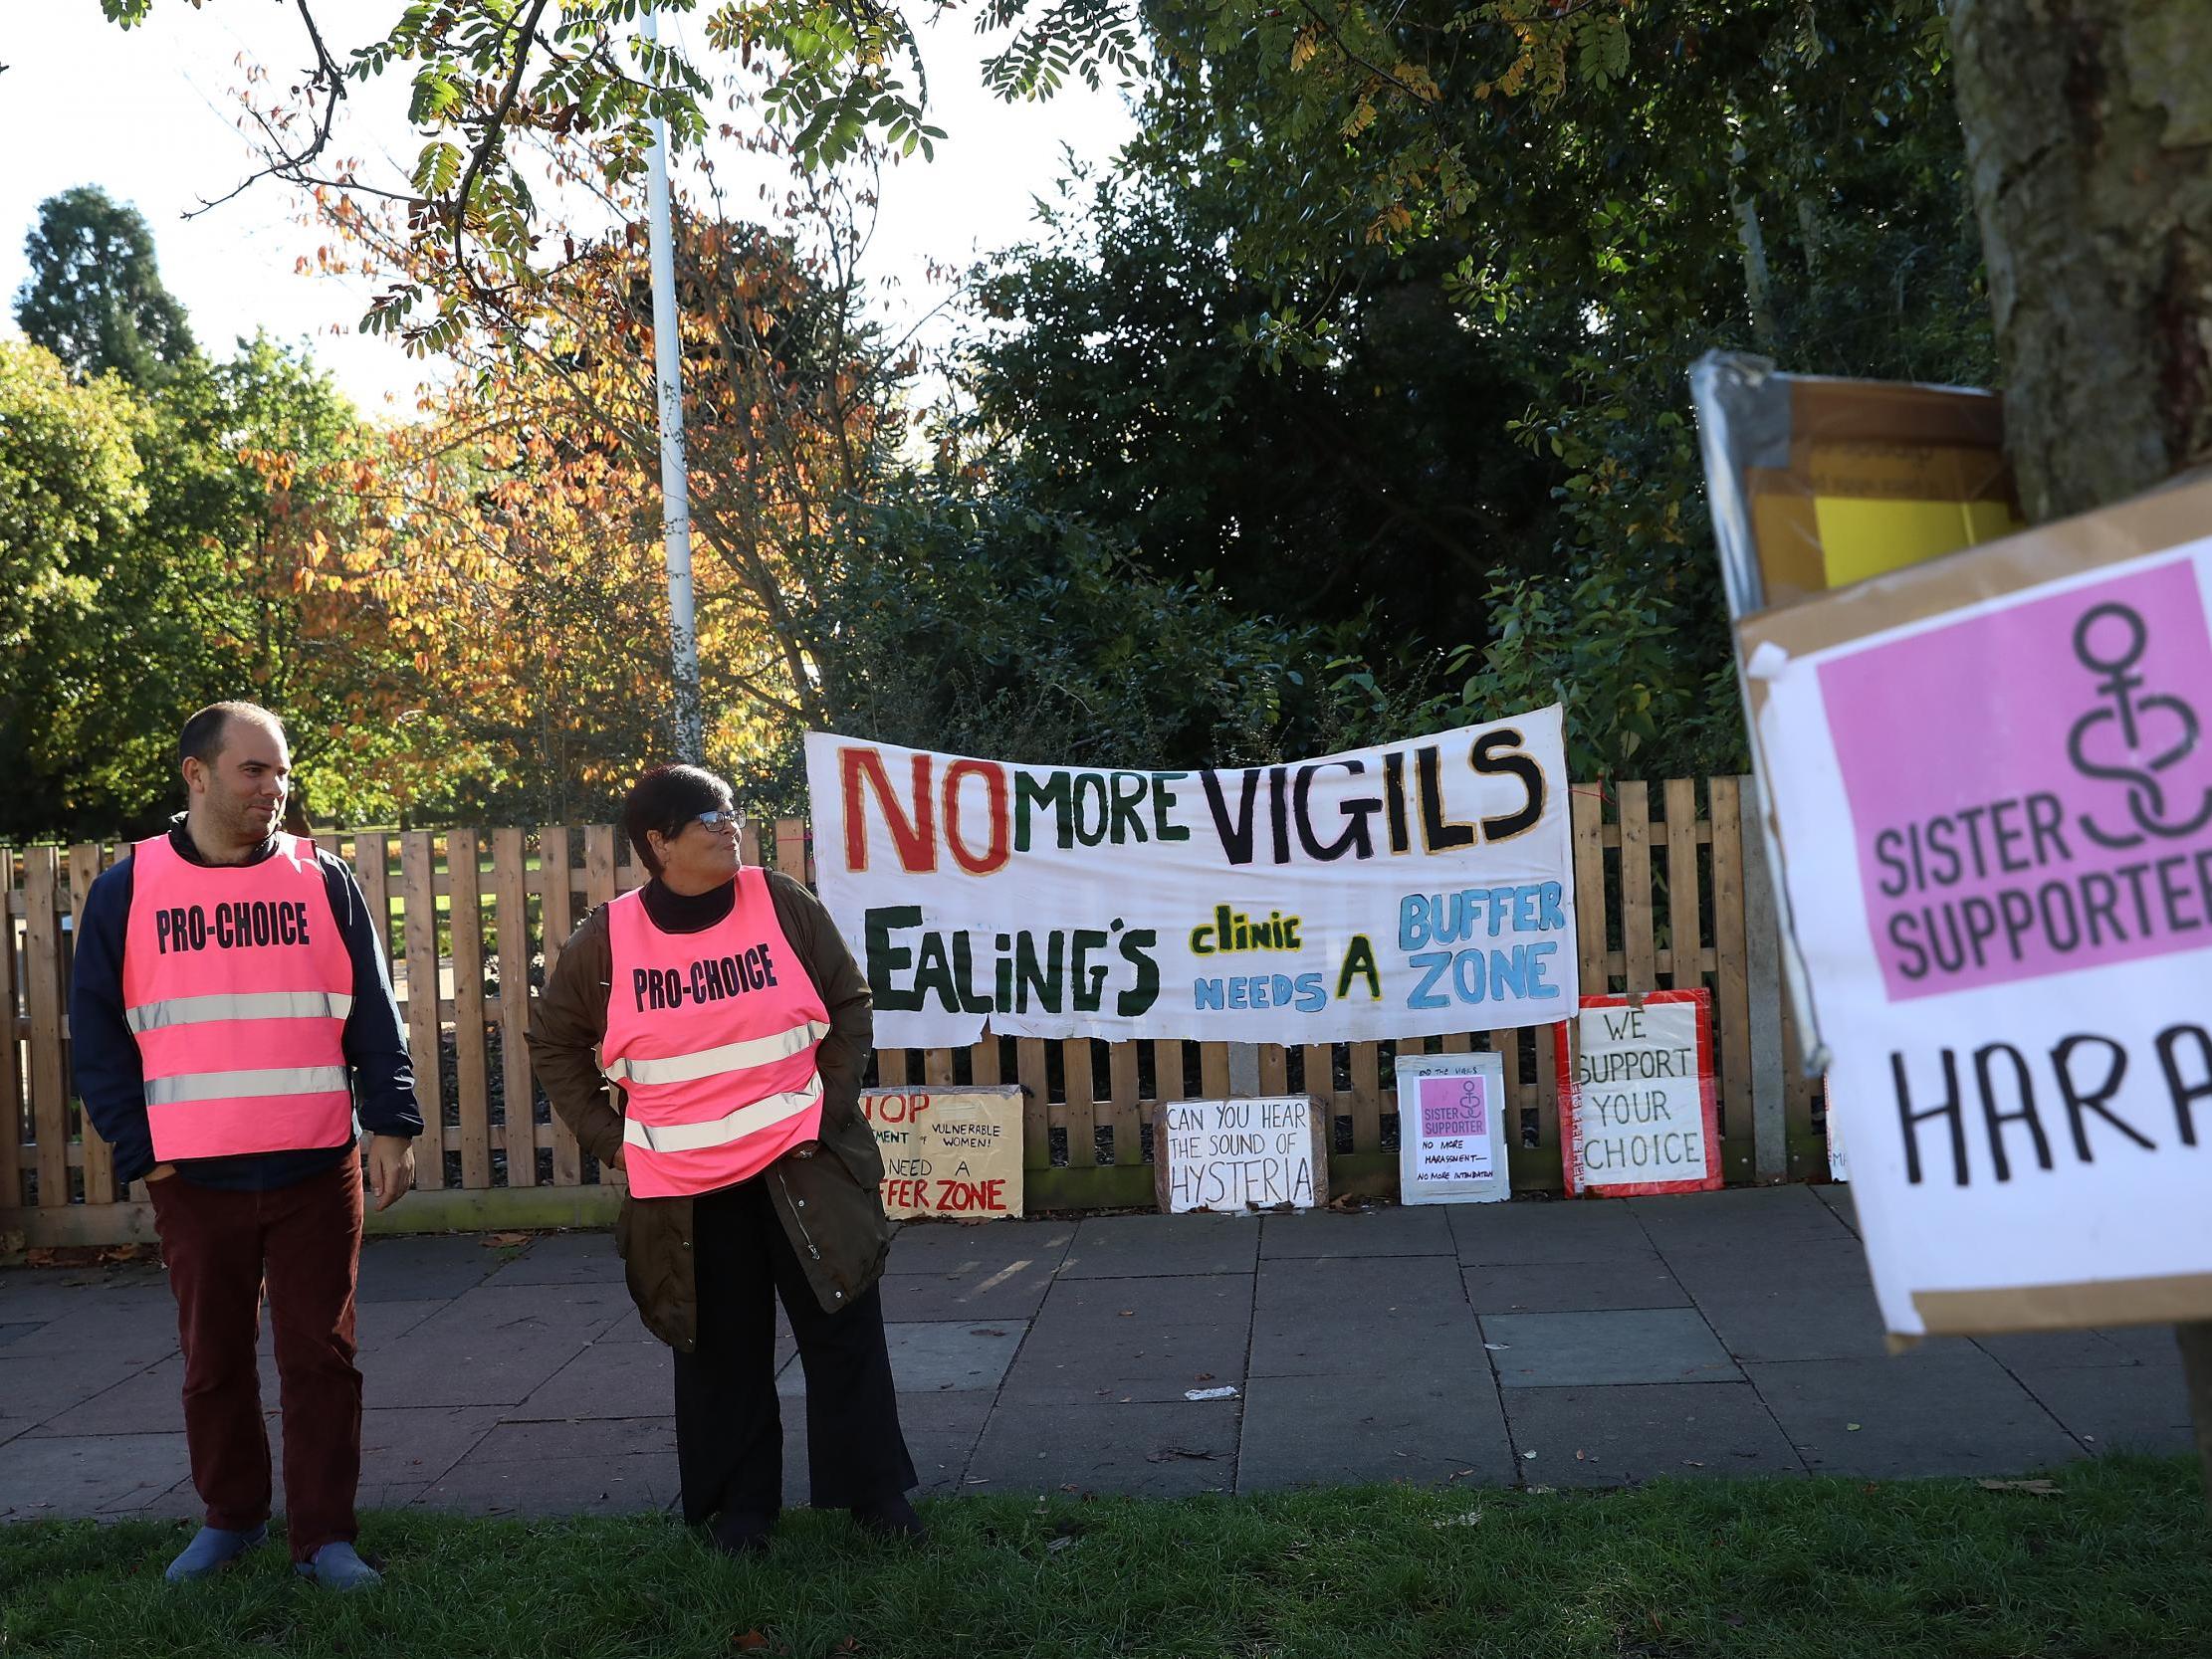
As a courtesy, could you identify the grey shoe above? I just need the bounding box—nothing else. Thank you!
[166,1523,268,1582]
[294,1541,382,1590]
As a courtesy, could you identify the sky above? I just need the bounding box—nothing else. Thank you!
[0,2,1136,413]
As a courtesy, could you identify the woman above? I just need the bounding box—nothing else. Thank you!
[529,763,920,1554]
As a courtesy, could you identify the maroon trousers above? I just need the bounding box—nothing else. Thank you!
[147,1156,365,1560]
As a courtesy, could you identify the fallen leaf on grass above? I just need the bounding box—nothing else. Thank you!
[482,1232,531,1248]
[1977,1479,2061,1496]
[733,1633,770,1652]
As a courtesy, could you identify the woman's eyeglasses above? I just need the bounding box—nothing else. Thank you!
[689,810,735,831]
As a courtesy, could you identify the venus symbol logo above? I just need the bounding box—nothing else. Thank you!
[2066,602,2212,850]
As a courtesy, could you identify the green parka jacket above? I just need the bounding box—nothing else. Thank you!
[525,869,889,1352]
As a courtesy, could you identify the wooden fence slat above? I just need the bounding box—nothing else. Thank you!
[877,1050,909,1086]
[1493,1030,1524,1152]
[1109,1043,1143,1164]
[355,833,393,956]
[398,833,446,1191]
[969,1037,1001,1086]
[1439,1032,1472,1054]
[1199,1042,1230,1100]
[67,845,117,1205]
[0,851,23,1210]
[740,819,764,870]
[493,828,536,1187]
[1619,781,1657,992]
[924,1048,956,1087]
[1534,1021,1560,1148]
[538,826,581,1186]
[1298,1043,1333,1114]
[1664,779,1702,991]
[1708,779,1753,1155]
[774,818,810,886]
[583,826,626,1189]
[448,832,492,1188]
[1348,1041,1382,1150]
[1154,1039,1188,1105]
[1061,1039,1097,1166]
[1016,1038,1050,1170]
[1571,790,1609,996]
[1256,1044,1288,1095]
[24,848,69,1206]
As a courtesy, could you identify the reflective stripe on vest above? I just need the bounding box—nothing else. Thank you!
[126,989,354,1035]
[601,1016,828,1089]
[622,1076,824,1153]
[144,1064,352,1106]
[599,869,829,1198]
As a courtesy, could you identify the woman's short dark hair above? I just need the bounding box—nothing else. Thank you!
[623,763,735,877]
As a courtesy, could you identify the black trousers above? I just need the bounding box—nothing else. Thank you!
[674,1177,915,1526]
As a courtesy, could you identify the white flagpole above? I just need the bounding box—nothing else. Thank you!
[643,7,703,763]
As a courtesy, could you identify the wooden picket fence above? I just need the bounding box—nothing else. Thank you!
[1,777,1823,1246]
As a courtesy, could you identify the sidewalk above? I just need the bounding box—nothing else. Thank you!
[0,1185,2193,1523]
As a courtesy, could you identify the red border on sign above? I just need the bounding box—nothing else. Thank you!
[1553,988,1722,1198]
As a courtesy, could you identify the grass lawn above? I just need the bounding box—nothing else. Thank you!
[4,1457,2207,1659]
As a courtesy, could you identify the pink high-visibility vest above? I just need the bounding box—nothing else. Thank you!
[121,832,356,1161]
[601,868,830,1199]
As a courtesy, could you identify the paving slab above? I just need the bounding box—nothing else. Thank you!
[2012,1362,2194,1455]
[1249,1256,1484,1381]
[967,1400,1238,1498]
[2092,1324,2185,1367]
[0,1323,43,1348]
[414,1452,679,1515]
[886,1219,1077,1277]
[1059,1212,1261,1279]
[783,1320,1024,1398]
[509,1337,675,1420]
[467,1416,676,1461]
[1236,1373,1516,1492]
[1447,1199,1651,1266]
[359,1405,505,1487]
[878,1245,1067,1322]
[1480,1310,1739,1388]
[894,1389,995,1498]
[365,1304,598,1409]
[1461,1259,1689,1315]
[0,1349,165,1429]
[1975,1328,2139,1370]
[1259,1207,1455,1259]
[1001,1275,1251,1404]
[1745,1348,2082,1478]
[1500,1382,1803,1486]
[483,1233,627,1287]
[0,1298,180,1362]
[1666,1238,1893,1362]
[1811,1182,1857,1232]
[355,1235,504,1303]
[1628,1186,1852,1253]
[35,1354,185,1436]
[0,1432,191,1519]
[0,1268,172,1322]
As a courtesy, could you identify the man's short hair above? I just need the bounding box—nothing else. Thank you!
[179,702,287,771]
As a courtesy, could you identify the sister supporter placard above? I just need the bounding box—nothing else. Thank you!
[1739,480,2212,1340]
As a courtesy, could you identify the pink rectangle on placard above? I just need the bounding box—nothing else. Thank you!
[1418,1075,1487,1140]
[1817,556,2212,1001]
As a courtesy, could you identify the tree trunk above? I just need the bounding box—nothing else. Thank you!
[1948,0,2212,522]
[1948,0,2212,1516]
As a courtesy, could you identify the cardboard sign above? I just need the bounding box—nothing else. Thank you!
[1735,476,2212,1340]
[1154,1096,1328,1214]
[1394,1051,1511,1205]
[803,714,1577,1050]
[1556,991,1722,1197]
[859,1085,1024,1220]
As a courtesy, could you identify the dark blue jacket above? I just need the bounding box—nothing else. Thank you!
[69,822,423,1190]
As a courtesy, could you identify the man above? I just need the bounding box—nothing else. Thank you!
[70,702,421,1589]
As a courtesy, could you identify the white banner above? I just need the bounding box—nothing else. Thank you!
[802,713,1578,1049]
